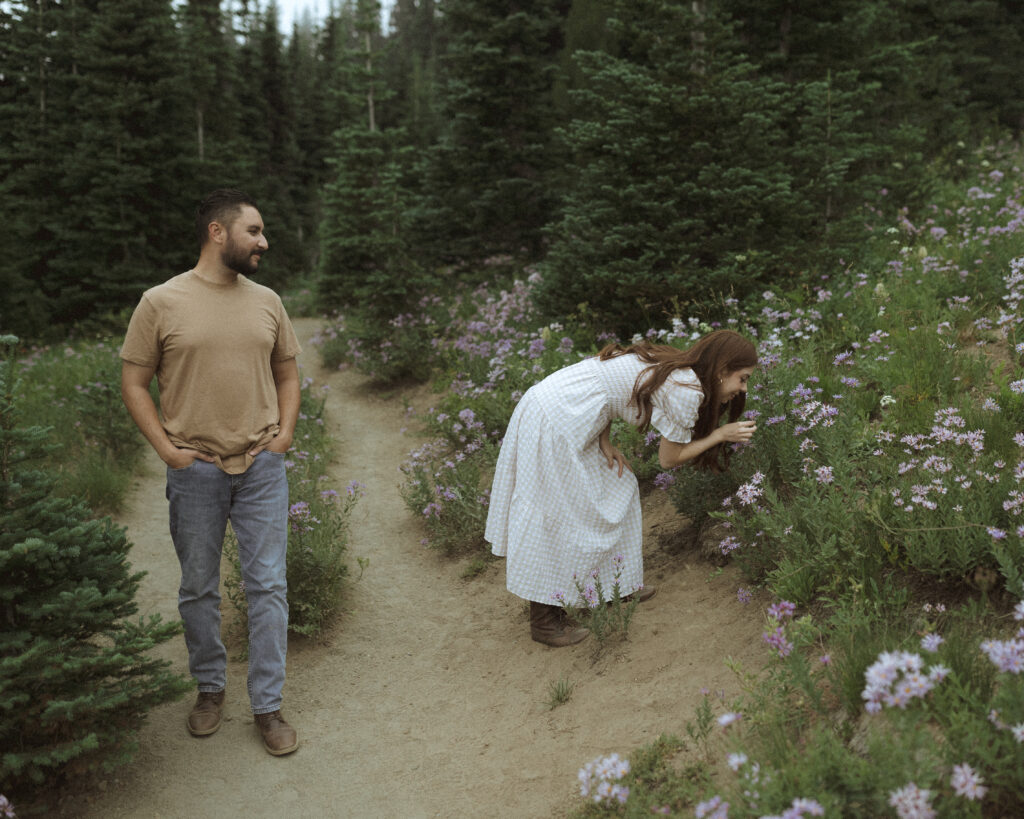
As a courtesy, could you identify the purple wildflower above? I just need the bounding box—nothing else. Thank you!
[767,600,796,620]
[718,536,741,555]
[950,763,987,801]
[653,472,677,490]
[717,712,742,728]
[695,795,729,819]
[889,783,935,819]
[763,626,794,658]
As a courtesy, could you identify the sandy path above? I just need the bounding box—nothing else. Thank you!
[75,318,767,818]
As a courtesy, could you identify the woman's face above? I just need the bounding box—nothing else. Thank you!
[720,367,755,403]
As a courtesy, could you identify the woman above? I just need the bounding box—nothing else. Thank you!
[485,329,757,647]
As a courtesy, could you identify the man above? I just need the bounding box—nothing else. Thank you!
[121,189,301,755]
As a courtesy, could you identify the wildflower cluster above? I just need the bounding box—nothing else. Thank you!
[760,797,825,819]
[861,650,950,713]
[577,753,630,806]
[555,148,1024,819]
[761,600,796,659]
[950,762,987,801]
[556,555,641,655]
[694,795,729,818]
[888,782,935,818]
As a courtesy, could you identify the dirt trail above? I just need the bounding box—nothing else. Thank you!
[76,318,767,819]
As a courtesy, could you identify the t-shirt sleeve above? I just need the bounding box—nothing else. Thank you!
[271,298,302,362]
[650,368,703,443]
[119,293,161,368]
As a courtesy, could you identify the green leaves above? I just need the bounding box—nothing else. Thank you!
[1,337,189,803]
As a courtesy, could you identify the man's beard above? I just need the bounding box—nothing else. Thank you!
[222,238,261,275]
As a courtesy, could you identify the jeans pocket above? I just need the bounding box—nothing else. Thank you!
[168,459,198,473]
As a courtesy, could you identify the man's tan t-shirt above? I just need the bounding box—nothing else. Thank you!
[120,271,302,474]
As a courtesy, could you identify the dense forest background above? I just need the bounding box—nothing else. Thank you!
[2,0,1023,340]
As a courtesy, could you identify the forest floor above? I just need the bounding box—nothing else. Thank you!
[71,318,768,819]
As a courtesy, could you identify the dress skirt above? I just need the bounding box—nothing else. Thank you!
[484,357,644,605]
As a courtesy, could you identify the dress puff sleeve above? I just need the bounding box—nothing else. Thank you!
[650,368,703,443]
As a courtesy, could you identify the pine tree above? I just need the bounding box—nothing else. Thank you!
[382,0,441,144]
[537,0,883,336]
[42,0,196,327]
[411,0,570,265]
[318,0,422,319]
[721,0,958,195]
[0,335,190,806]
[0,0,87,337]
[228,2,305,287]
[178,0,250,182]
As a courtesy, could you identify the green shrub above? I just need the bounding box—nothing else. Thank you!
[15,337,144,513]
[0,336,189,808]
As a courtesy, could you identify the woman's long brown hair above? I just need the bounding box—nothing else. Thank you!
[599,329,758,471]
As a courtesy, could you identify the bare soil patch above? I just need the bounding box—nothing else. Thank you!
[73,318,768,818]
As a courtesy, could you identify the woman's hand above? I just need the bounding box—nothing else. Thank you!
[717,420,757,443]
[600,439,632,477]
[599,423,633,477]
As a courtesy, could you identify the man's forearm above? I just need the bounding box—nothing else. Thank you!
[121,384,177,462]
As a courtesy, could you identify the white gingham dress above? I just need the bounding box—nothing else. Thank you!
[485,353,703,605]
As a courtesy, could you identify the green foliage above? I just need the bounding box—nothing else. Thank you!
[400,436,496,553]
[316,296,445,383]
[410,0,568,264]
[545,677,575,710]
[568,735,708,817]
[538,0,891,336]
[14,338,144,513]
[317,1,431,320]
[0,336,189,806]
[557,559,642,660]
[381,0,443,145]
[667,463,742,533]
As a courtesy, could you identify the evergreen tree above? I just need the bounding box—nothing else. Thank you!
[382,0,441,144]
[554,0,616,112]
[721,0,959,195]
[0,0,88,337]
[411,0,570,265]
[232,1,309,288]
[319,0,422,319]
[0,335,190,805]
[178,0,250,182]
[286,13,331,251]
[43,0,196,327]
[538,0,882,335]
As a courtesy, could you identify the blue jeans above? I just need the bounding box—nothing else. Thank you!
[166,450,289,714]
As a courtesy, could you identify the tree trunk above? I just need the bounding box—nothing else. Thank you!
[365,31,376,132]
[196,103,205,161]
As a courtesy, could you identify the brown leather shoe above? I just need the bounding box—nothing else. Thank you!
[255,711,299,756]
[187,690,225,737]
[529,601,589,647]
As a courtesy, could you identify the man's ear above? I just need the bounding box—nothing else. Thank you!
[207,220,227,245]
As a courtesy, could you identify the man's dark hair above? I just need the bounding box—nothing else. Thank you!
[195,188,259,246]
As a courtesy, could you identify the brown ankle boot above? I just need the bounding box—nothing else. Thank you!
[529,601,589,647]
[255,710,299,756]
[187,690,225,737]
